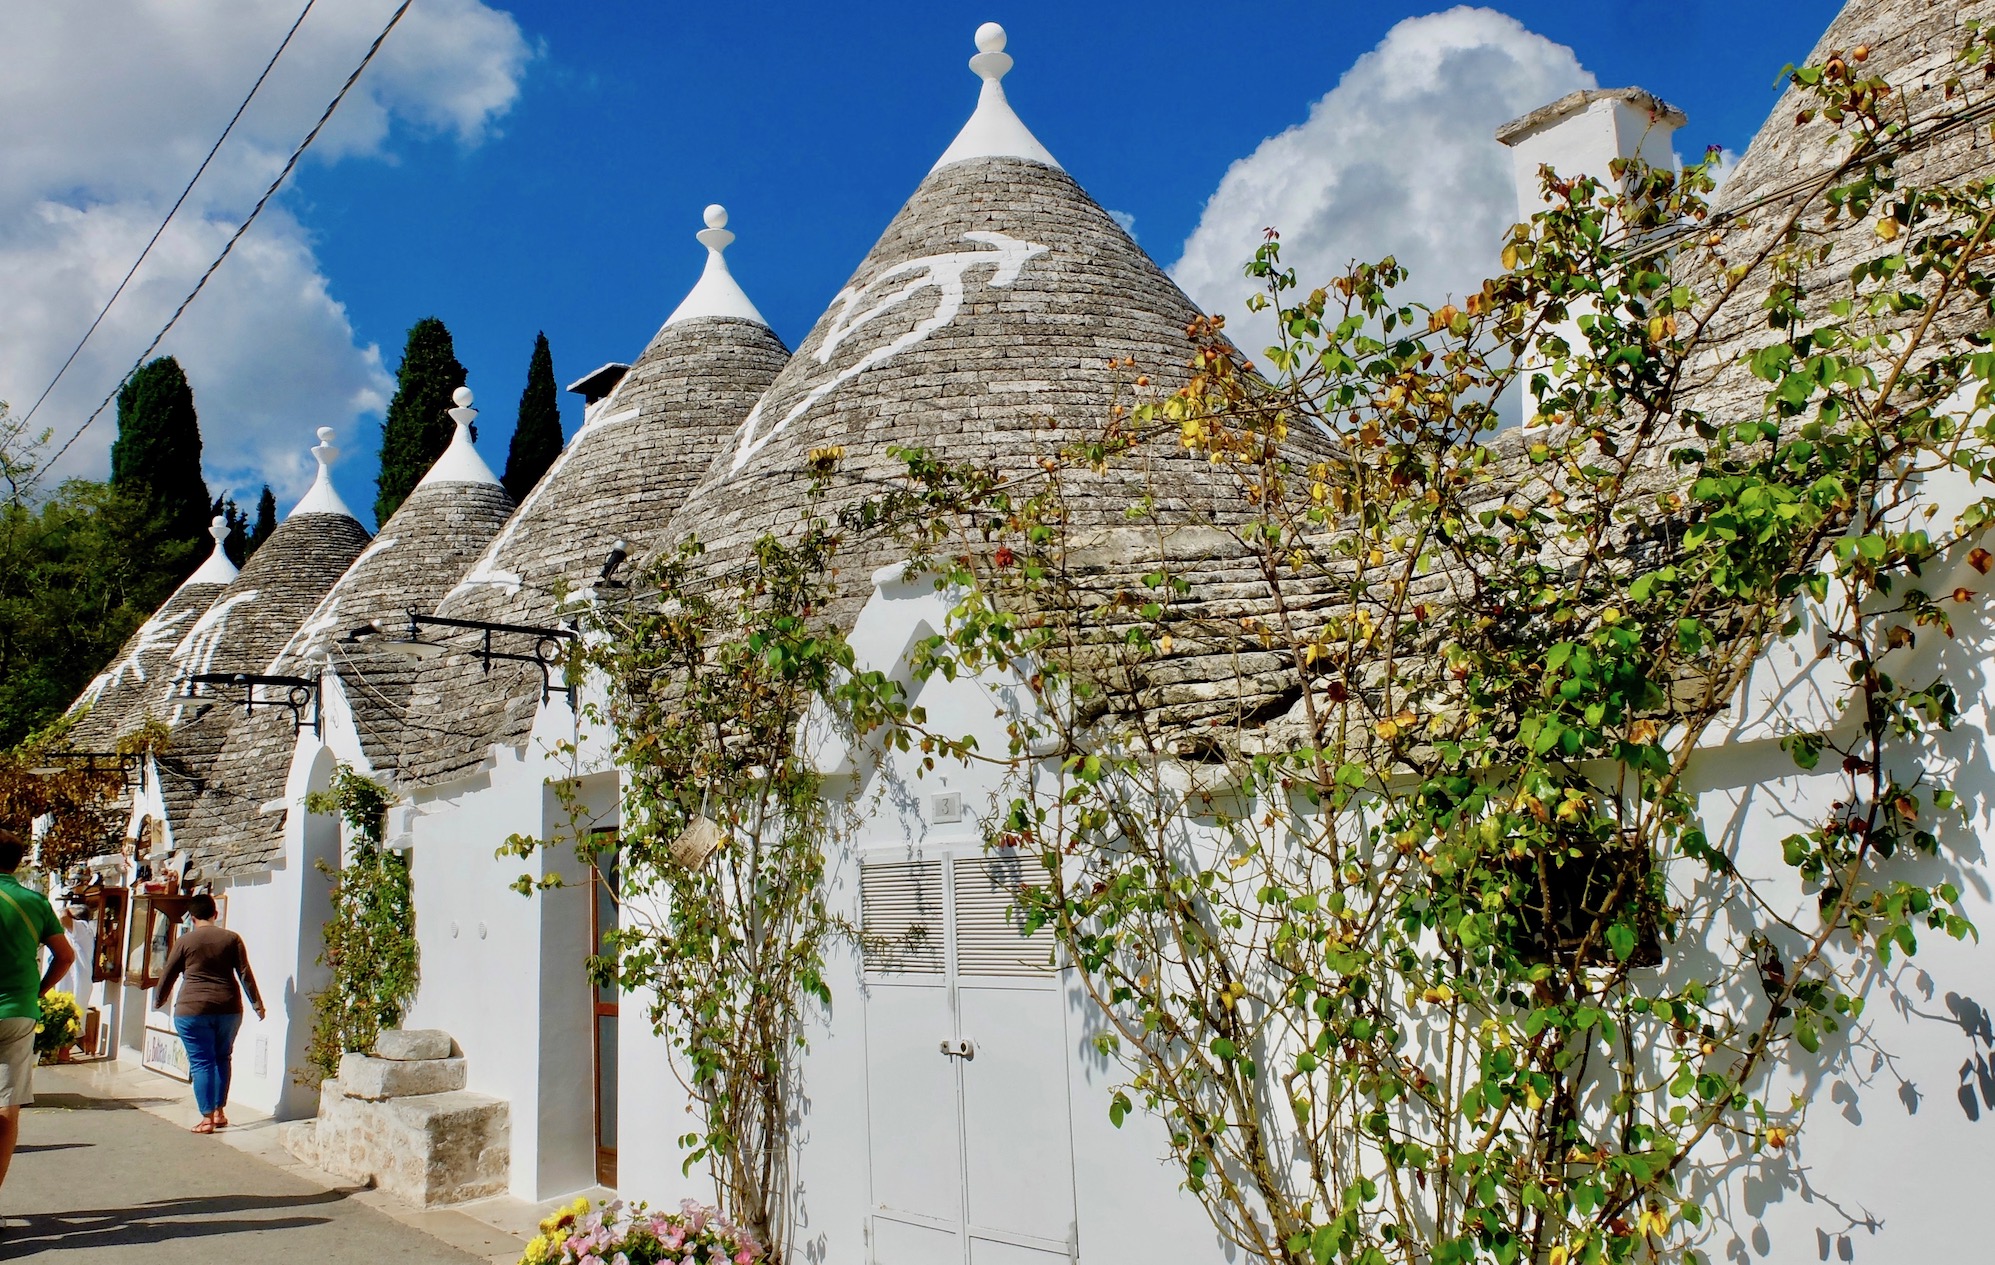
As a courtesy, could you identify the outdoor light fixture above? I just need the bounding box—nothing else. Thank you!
[26,751,144,787]
[599,539,630,590]
[343,609,579,702]
[177,672,323,737]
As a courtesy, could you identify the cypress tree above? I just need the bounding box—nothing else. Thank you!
[247,485,277,557]
[110,356,212,556]
[374,317,467,525]
[502,331,563,501]
[216,495,248,566]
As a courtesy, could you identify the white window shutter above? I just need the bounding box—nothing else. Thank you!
[860,859,945,975]
[953,855,1056,977]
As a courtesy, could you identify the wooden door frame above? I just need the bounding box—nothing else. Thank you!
[588,829,619,1189]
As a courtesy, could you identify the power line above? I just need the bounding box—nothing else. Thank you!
[42,0,415,472]
[17,0,319,433]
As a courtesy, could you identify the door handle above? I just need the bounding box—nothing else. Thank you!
[939,1037,975,1060]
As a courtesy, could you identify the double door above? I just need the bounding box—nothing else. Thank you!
[861,849,1078,1264]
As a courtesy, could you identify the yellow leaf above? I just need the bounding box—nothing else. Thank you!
[1876,216,1900,241]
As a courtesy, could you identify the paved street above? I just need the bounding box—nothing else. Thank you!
[1,1065,532,1262]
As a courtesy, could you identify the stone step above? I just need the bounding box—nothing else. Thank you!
[284,1077,509,1208]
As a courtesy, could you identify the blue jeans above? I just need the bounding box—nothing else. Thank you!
[173,1013,243,1117]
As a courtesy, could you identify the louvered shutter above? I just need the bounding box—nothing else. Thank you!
[860,859,945,974]
[953,855,1056,977]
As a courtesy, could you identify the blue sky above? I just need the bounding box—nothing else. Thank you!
[1,1,1839,520]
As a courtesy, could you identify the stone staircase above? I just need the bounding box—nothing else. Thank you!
[281,1028,510,1207]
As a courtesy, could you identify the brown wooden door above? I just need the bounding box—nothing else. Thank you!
[589,837,619,1188]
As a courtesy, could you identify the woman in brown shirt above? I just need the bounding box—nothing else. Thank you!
[152,894,264,1133]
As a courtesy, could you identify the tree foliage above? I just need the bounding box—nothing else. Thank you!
[302,764,419,1080]
[0,406,189,747]
[110,356,212,555]
[504,331,563,502]
[375,316,468,525]
[248,485,277,558]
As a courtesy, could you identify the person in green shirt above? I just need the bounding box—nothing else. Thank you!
[0,827,75,1199]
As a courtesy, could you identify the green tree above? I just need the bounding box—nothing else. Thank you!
[109,356,212,562]
[374,317,467,525]
[216,494,248,566]
[247,485,277,557]
[503,331,563,501]
[0,480,173,748]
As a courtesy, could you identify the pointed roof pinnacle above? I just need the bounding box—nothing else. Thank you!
[289,426,358,519]
[184,514,241,586]
[931,22,1060,173]
[664,204,770,328]
[419,385,504,488]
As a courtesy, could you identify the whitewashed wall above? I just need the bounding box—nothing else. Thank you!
[401,698,607,1201]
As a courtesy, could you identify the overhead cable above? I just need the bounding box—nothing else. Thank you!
[17,0,319,433]
[42,0,415,472]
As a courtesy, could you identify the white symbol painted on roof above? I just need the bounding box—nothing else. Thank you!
[282,536,399,666]
[164,589,260,717]
[729,230,1048,473]
[90,604,202,701]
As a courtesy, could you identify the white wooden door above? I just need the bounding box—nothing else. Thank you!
[862,850,1077,1264]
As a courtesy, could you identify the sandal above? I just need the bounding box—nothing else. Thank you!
[192,1119,216,1134]
[212,1112,229,1128]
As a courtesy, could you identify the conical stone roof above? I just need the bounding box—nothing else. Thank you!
[656,24,1336,621]
[151,429,372,867]
[395,208,791,788]
[1676,0,1995,425]
[67,516,239,750]
[192,403,516,874]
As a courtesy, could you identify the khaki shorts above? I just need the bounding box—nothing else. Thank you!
[0,1016,35,1108]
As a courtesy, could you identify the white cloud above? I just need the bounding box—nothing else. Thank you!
[0,0,531,500]
[1172,6,1594,359]
[1108,209,1138,240]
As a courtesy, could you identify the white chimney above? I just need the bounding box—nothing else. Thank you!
[1496,88,1686,425]
[1497,87,1686,223]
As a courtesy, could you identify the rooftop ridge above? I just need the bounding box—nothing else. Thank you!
[931,22,1060,173]
[664,205,770,327]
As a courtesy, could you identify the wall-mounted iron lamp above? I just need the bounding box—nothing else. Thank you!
[344,610,579,703]
[177,672,322,737]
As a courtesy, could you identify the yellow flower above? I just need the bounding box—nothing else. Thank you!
[1548,1246,1569,1265]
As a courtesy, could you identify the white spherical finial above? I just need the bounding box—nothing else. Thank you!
[975,22,1006,53]
[316,426,336,445]
[704,204,728,230]
[209,515,228,544]
[453,386,474,409]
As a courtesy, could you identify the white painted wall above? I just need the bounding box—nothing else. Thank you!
[401,703,609,1202]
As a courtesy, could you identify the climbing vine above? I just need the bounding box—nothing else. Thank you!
[516,485,937,1265]
[858,34,1995,1265]
[302,763,419,1081]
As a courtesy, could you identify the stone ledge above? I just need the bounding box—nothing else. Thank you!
[338,1052,467,1100]
[375,1028,454,1061]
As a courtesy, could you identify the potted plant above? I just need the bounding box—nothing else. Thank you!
[36,990,82,1064]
